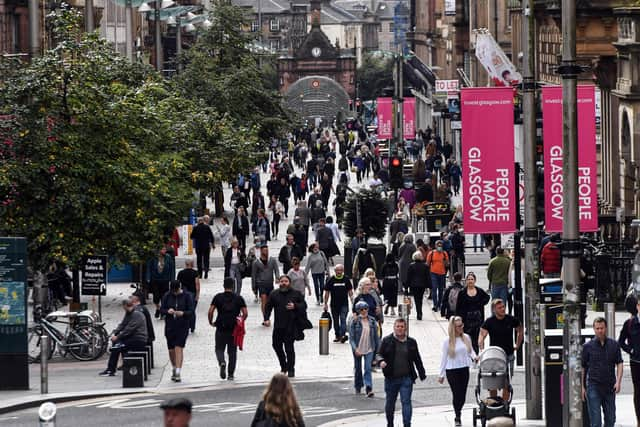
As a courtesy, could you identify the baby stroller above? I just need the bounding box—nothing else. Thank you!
[472,346,516,426]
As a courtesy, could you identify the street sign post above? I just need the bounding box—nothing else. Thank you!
[82,255,107,318]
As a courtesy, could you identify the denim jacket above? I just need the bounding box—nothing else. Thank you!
[349,315,380,354]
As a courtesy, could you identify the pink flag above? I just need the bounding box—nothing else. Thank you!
[403,97,416,138]
[461,87,516,233]
[542,86,598,232]
[377,97,393,140]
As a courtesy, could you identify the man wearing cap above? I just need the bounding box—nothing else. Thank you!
[99,298,148,377]
[160,398,192,427]
[160,280,195,382]
[209,278,248,380]
[251,244,280,321]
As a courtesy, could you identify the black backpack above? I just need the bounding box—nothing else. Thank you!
[217,295,239,330]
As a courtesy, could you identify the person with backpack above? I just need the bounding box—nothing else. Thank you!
[441,272,465,319]
[208,278,248,380]
[427,240,450,312]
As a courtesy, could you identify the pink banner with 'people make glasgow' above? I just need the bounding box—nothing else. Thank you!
[542,85,598,233]
[461,87,516,233]
[403,97,416,138]
[377,97,393,140]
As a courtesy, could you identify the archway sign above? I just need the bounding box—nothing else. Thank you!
[284,75,350,125]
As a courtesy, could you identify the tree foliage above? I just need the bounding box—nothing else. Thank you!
[357,53,394,101]
[342,189,389,240]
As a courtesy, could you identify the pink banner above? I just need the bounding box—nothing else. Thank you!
[461,87,516,233]
[542,85,598,232]
[403,97,416,137]
[377,97,393,139]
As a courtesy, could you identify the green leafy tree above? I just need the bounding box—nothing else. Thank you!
[0,7,193,269]
[357,53,394,101]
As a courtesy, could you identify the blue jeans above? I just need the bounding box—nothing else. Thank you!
[586,384,616,427]
[331,304,349,338]
[384,376,413,427]
[431,273,446,310]
[353,351,374,390]
[312,273,325,303]
[491,285,509,305]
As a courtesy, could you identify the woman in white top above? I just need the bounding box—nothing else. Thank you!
[438,316,477,426]
[217,216,232,258]
[287,257,311,298]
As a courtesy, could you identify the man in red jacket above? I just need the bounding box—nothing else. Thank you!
[540,237,562,278]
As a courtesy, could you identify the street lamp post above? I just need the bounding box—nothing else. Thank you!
[125,0,134,61]
[155,0,163,71]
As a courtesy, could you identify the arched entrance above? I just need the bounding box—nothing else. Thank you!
[284,76,350,125]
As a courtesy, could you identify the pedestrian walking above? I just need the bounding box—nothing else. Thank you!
[251,243,280,321]
[438,316,477,426]
[287,257,311,298]
[250,373,305,427]
[487,247,511,303]
[253,208,271,243]
[268,195,284,240]
[208,277,248,380]
[224,238,246,296]
[397,234,417,293]
[350,301,380,397]
[190,216,215,279]
[478,299,523,401]
[305,242,330,305]
[99,298,148,377]
[216,216,232,258]
[405,251,431,320]
[147,247,175,319]
[278,233,304,274]
[381,253,399,316]
[441,272,464,319]
[263,275,310,378]
[233,206,250,250]
[377,318,427,427]
[582,317,624,427]
[352,242,377,282]
[176,259,200,333]
[160,280,195,382]
[456,272,490,354]
[618,297,640,425]
[426,240,449,312]
[323,264,353,343]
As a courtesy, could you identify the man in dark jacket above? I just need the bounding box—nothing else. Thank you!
[100,298,148,376]
[190,216,215,279]
[160,281,195,383]
[278,234,304,274]
[377,318,426,427]
[232,207,250,250]
[263,275,308,378]
[131,294,155,345]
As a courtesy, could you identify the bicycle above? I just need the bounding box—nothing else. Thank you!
[28,310,108,363]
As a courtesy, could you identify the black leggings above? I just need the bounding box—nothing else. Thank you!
[411,287,426,318]
[446,367,470,419]
[632,361,640,422]
[271,214,280,238]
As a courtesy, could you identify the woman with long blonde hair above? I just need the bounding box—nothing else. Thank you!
[251,373,305,427]
[437,316,477,426]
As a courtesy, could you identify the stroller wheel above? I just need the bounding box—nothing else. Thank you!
[472,408,478,427]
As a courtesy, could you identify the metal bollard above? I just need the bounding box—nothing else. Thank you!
[38,401,56,426]
[398,296,412,335]
[319,317,330,355]
[605,302,616,339]
[41,335,49,394]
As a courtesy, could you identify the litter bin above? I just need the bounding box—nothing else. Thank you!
[544,329,593,427]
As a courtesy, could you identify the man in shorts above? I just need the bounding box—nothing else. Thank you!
[251,243,280,322]
[478,299,523,402]
[160,280,195,382]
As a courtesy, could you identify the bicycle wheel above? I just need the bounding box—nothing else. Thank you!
[28,325,55,363]
[67,326,104,361]
[90,324,109,359]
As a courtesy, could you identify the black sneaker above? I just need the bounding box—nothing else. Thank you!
[454,418,461,426]
[99,370,115,377]
[219,362,227,379]
[340,335,349,343]
[154,309,160,319]
[333,337,341,343]
[287,370,295,378]
[366,386,374,398]
[227,375,235,381]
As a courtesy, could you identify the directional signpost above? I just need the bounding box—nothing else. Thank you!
[82,255,108,318]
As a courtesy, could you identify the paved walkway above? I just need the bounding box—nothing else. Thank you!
[3,150,638,426]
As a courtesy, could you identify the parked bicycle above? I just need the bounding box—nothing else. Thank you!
[28,310,108,363]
